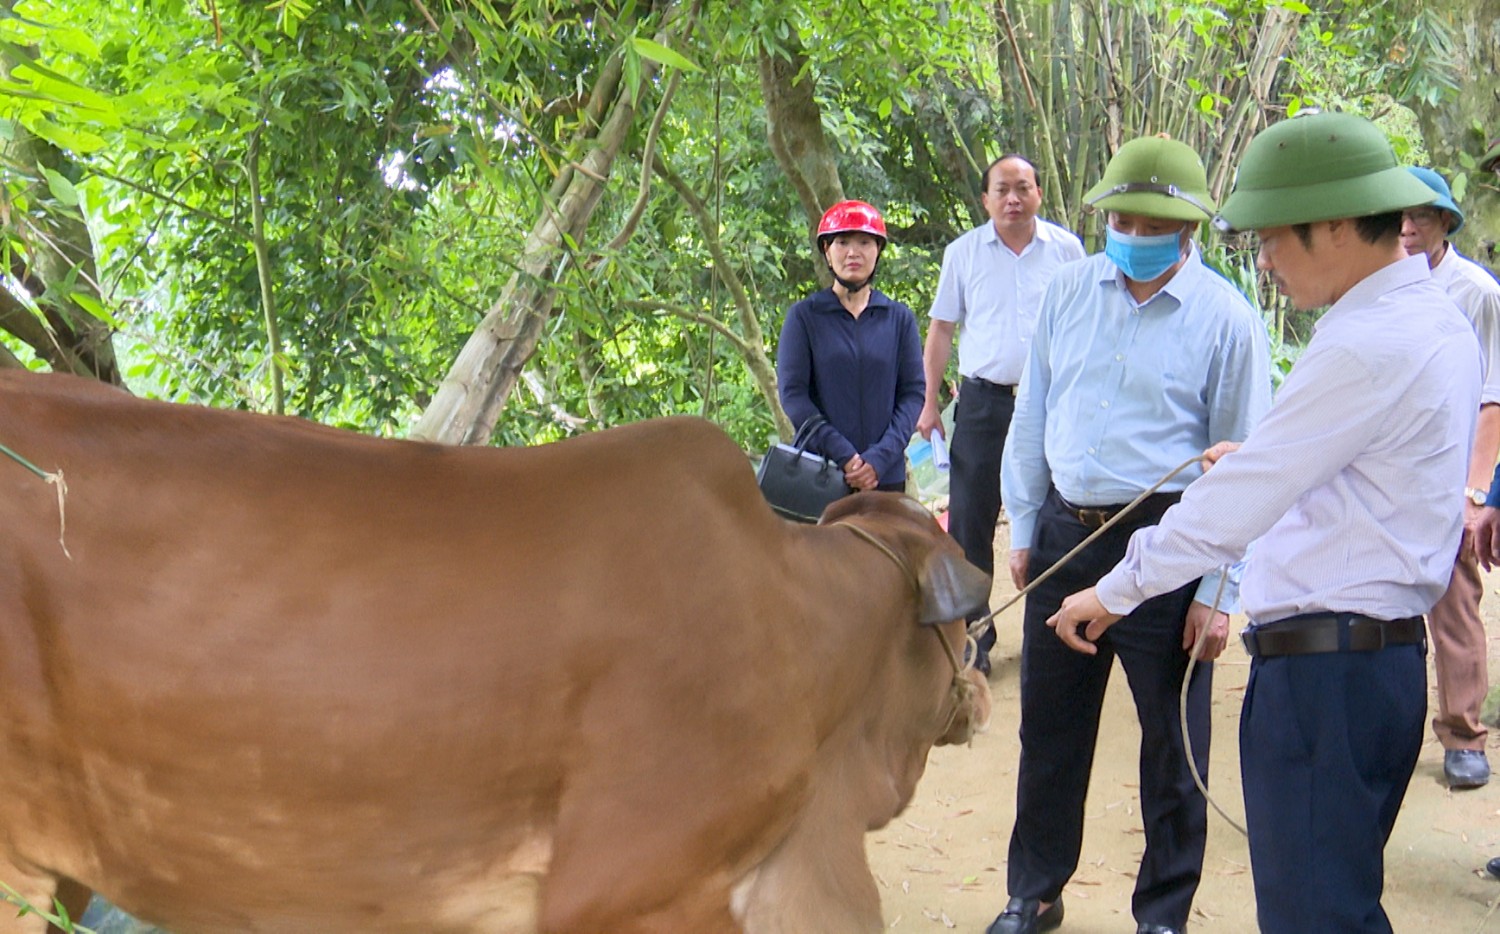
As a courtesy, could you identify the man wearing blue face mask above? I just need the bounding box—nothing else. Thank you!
[986,136,1272,934]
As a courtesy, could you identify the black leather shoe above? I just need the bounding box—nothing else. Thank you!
[986,896,1063,934]
[1137,924,1184,934]
[1444,749,1491,788]
[1486,856,1500,879]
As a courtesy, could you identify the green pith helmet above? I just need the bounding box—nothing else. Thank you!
[1083,136,1215,222]
[1215,112,1436,232]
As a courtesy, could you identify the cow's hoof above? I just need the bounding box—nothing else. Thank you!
[985,896,1062,934]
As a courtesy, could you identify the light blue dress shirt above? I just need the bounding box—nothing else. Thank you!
[1096,255,1482,623]
[1002,244,1273,609]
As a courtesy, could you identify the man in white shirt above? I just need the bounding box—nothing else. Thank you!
[1046,112,1480,933]
[919,155,1085,674]
[1401,166,1500,789]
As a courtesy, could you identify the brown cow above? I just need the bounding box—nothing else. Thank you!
[0,370,991,934]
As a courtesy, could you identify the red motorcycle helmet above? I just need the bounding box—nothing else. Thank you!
[816,200,888,248]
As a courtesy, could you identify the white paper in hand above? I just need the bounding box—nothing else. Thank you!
[931,432,950,470]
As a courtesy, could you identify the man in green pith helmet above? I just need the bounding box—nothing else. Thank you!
[1046,111,1482,933]
[987,135,1271,934]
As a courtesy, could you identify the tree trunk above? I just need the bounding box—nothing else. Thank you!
[412,1,693,445]
[0,61,123,386]
[759,34,844,282]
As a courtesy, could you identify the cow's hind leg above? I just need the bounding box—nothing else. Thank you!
[0,857,89,934]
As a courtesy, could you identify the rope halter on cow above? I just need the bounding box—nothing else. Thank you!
[832,520,981,742]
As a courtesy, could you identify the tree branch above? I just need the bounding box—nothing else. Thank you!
[621,299,757,357]
[597,66,684,257]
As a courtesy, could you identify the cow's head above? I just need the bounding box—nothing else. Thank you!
[819,493,992,744]
[819,493,990,623]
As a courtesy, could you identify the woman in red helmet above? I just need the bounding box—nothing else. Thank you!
[776,200,925,492]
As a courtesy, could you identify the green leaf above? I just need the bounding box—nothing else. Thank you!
[877,96,892,119]
[44,169,79,207]
[629,37,702,73]
[27,118,106,154]
[46,26,102,62]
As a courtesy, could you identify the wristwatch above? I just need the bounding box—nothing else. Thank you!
[1466,486,1488,507]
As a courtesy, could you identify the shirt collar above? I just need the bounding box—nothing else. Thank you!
[809,286,891,313]
[1095,241,1205,308]
[982,217,1055,255]
[1315,254,1432,334]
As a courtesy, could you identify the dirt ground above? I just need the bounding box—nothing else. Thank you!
[868,525,1500,933]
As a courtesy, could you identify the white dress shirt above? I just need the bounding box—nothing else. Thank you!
[928,218,1085,385]
[1096,254,1482,623]
[1432,245,1500,405]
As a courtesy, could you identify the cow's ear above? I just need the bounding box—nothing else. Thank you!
[916,551,992,626]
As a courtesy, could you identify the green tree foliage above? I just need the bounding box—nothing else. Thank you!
[2,0,1478,451]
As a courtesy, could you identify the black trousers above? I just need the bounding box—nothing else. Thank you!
[1006,489,1210,930]
[948,377,1015,657]
[1241,637,1425,932]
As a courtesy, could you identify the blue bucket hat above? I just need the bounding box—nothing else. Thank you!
[1407,166,1464,234]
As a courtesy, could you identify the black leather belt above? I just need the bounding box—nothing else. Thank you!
[1056,491,1178,530]
[961,376,1017,396]
[1241,613,1426,658]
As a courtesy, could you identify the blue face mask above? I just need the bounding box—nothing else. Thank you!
[1104,227,1185,282]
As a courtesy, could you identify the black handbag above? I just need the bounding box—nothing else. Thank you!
[756,415,852,523]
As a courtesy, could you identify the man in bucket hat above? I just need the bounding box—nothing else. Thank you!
[1400,166,1500,791]
[987,136,1271,934]
[1047,111,1482,932]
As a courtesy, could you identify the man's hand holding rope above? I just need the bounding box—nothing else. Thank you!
[1046,588,1122,655]
[1045,441,1241,659]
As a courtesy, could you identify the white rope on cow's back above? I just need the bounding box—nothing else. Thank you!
[1,440,71,559]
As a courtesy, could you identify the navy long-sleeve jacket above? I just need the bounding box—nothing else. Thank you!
[776,287,925,486]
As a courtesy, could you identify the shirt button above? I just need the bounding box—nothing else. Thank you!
[1088,447,1097,455]
[1115,354,1124,361]
[1100,400,1110,408]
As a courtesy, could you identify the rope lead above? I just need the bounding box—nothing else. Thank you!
[2,440,72,560]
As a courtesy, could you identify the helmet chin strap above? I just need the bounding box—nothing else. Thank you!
[828,259,878,294]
